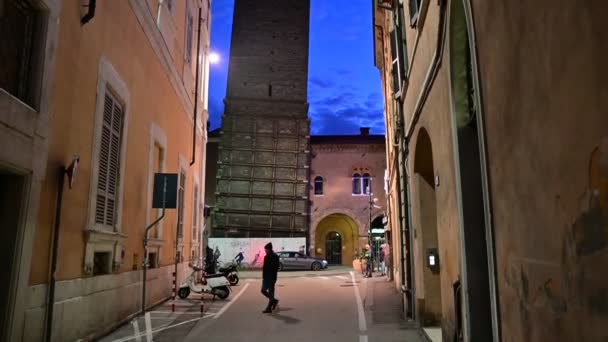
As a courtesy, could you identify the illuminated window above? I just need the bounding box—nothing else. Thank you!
[362,173,372,194]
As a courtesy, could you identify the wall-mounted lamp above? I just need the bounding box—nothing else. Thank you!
[427,248,439,271]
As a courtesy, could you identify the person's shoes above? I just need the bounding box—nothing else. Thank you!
[262,308,272,314]
[271,299,279,310]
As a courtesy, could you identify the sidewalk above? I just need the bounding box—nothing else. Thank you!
[359,274,428,342]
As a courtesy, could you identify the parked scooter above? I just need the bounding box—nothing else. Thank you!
[177,264,231,300]
[218,262,239,286]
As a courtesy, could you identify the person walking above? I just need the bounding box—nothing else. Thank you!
[364,244,373,278]
[379,247,386,276]
[261,242,280,313]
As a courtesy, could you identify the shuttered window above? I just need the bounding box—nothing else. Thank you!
[177,170,186,238]
[95,92,124,228]
[192,184,199,241]
[390,4,408,99]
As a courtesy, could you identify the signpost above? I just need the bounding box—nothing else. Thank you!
[142,173,177,315]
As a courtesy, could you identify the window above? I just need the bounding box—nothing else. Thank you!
[148,252,158,268]
[0,0,46,109]
[93,252,111,276]
[177,169,186,238]
[390,2,408,98]
[185,13,194,63]
[192,184,199,241]
[408,0,422,26]
[314,176,324,195]
[352,173,362,195]
[95,92,124,229]
[362,173,372,194]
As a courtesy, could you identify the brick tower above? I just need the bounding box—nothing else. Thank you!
[212,0,311,238]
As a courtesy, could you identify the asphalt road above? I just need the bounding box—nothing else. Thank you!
[100,271,427,342]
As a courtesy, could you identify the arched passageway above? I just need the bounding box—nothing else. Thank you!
[315,214,359,265]
[414,127,443,327]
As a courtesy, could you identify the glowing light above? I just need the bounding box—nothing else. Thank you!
[209,52,220,64]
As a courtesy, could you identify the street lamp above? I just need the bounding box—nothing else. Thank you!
[209,52,220,64]
[367,186,381,273]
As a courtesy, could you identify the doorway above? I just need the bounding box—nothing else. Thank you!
[325,231,342,264]
[449,0,499,340]
[0,168,27,339]
[413,128,443,328]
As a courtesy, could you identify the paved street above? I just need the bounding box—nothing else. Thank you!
[99,270,427,342]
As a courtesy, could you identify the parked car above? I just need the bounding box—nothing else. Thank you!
[276,251,328,271]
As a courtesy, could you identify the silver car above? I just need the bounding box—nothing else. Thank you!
[277,252,328,271]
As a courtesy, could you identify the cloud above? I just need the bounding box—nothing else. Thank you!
[309,104,385,135]
[308,77,334,89]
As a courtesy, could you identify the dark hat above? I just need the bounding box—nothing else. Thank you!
[265,242,273,250]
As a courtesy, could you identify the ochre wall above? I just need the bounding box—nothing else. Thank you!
[30,0,207,284]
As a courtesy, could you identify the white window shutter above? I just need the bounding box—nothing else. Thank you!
[95,92,123,228]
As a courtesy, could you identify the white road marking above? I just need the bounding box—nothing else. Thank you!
[350,271,367,333]
[334,275,349,280]
[359,335,369,342]
[319,276,330,280]
[111,314,214,342]
[213,283,250,319]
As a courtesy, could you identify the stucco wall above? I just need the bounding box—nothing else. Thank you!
[27,0,209,340]
[472,0,608,340]
[24,263,190,342]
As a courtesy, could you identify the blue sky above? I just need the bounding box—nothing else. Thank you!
[208,0,384,135]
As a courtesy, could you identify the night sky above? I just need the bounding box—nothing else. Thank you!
[208,0,384,135]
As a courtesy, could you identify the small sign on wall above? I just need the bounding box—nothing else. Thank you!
[152,173,178,209]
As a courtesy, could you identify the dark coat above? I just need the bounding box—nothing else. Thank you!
[262,251,280,281]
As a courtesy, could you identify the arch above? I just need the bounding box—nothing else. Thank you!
[413,126,442,327]
[448,0,498,340]
[314,176,324,195]
[314,213,360,265]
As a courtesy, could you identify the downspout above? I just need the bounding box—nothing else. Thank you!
[80,0,96,25]
[404,0,448,144]
[190,7,203,166]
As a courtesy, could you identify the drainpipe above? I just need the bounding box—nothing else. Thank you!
[190,7,203,166]
[45,157,78,342]
[80,0,96,25]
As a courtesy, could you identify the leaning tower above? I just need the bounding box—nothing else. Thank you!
[212,0,311,238]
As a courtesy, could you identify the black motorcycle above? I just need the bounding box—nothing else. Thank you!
[218,262,239,286]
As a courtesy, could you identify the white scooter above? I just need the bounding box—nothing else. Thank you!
[177,264,231,300]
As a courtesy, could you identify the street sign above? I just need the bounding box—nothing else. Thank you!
[152,173,178,208]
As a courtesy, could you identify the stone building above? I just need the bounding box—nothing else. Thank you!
[309,129,387,265]
[1,0,212,340]
[212,0,311,238]
[373,0,608,341]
